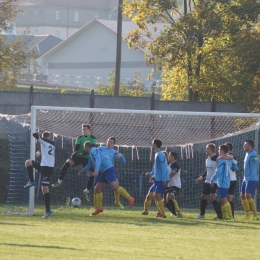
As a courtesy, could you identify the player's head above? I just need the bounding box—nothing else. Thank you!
[168,151,177,163]
[219,144,228,156]
[225,142,233,152]
[84,141,94,153]
[82,124,91,136]
[206,143,215,155]
[107,136,116,149]
[152,139,162,150]
[42,131,51,139]
[243,140,254,152]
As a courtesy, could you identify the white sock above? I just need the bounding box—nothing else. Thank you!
[58,179,62,184]
[84,188,89,193]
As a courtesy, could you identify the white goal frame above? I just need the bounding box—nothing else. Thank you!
[29,105,260,215]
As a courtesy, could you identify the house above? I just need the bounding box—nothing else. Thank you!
[38,19,163,89]
[15,0,120,40]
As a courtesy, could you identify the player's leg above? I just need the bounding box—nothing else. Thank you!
[241,180,250,219]
[227,180,236,218]
[154,181,167,218]
[91,180,106,216]
[246,181,259,220]
[82,157,94,198]
[164,191,177,216]
[171,187,182,218]
[196,183,209,219]
[219,188,233,221]
[210,184,221,219]
[24,160,39,188]
[52,158,75,188]
[141,187,154,215]
[114,179,124,210]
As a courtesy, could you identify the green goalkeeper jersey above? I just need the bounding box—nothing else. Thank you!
[75,135,96,158]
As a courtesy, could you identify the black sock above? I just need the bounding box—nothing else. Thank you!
[200,199,207,216]
[165,202,171,212]
[168,199,177,216]
[27,166,34,182]
[87,176,94,190]
[44,192,51,212]
[230,201,234,218]
[59,162,71,180]
[212,200,221,218]
[218,201,222,219]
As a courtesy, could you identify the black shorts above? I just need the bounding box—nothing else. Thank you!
[32,161,54,186]
[202,183,217,195]
[69,154,89,167]
[228,180,237,197]
[164,186,180,199]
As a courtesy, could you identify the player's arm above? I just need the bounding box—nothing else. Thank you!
[32,132,40,139]
[114,153,126,164]
[169,164,180,178]
[80,158,93,174]
[217,154,233,161]
[74,136,81,152]
[231,159,239,171]
[210,161,223,185]
[195,170,206,184]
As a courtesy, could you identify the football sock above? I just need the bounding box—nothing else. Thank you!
[59,162,70,180]
[218,201,222,219]
[117,186,131,200]
[212,200,221,218]
[94,193,97,209]
[114,190,120,204]
[26,166,34,182]
[144,199,151,212]
[155,200,160,212]
[87,176,94,190]
[173,199,180,213]
[242,199,250,216]
[248,198,257,215]
[225,202,232,219]
[229,201,235,218]
[157,200,166,216]
[168,199,177,215]
[44,192,51,212]
[95,192,103,209]
[200,199,207,216]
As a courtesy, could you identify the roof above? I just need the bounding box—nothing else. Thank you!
[39,19,168,59]
[4,35,62,57]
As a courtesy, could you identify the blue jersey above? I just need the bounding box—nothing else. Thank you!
[150,151,169,182]
[244,150,260,181]
[83,147,113,173]
[211,159,239,188]
[98,146,126,165]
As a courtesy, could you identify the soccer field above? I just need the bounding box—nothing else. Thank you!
[0,206,259,260]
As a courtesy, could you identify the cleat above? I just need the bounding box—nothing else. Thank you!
[195,214,205,219]
[177,212,183,218]
[91,208,103,216]
[114,202,124,210]
[51,183,61,188]
[24,181,36,189]
[223,218,235,222]
[251,215,259,220]
[42,210,53,218]
[241,215,251,220]
[141,210,149,215]
[155,212,162,218]
[128,197,135,208]
[212,217,220,220]
[155,214,166,219]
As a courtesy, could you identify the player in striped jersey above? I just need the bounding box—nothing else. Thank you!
[24,132,55,218]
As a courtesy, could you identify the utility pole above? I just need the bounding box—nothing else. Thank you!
[114,0,123,96]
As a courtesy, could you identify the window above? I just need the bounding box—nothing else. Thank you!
[74,11,79,22]
[55,10,61,21]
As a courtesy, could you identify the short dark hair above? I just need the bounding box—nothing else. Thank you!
[207,143,215,152]
[153,138,162,148]
[82,124,90,129]
[225,142,233,151]
[245,140,254,148]
[84,141,94,148]
[169,151,178,160]
[219,144,228,153]
[108,136,116,144]
[42,131,50,139]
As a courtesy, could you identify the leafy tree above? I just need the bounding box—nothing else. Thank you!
[123,0,260,110]
[0,0,35,89]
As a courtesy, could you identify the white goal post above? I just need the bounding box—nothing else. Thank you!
[28,106,260,215]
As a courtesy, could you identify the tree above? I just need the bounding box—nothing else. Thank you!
[123,0,260,110]
[0,0,35,90]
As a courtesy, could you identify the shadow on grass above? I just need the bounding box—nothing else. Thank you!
[0,222,29,226]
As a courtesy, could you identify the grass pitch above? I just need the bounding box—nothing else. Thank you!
[0,206,260,260]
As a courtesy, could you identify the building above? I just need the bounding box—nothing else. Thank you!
[38,19,163,89]
[15,0,120,40]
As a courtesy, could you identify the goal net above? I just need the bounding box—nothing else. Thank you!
[1,106,260,215]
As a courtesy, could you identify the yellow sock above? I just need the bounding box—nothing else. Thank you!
[242,199,250,216]
[144,199,151,212]
[155,200,160,212]
[114,190,120,204]
[173,199,180,213]
[248,198,257,215]
[221,204,228,219]
[94,193,97,209]
[95,192,103,209]
[117,186,131,200]
[224,202,232,219]
[157,200,165,216]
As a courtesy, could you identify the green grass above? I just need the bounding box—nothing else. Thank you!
[0,206,259,260]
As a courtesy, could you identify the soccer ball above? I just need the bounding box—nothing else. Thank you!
[71,197,81,207]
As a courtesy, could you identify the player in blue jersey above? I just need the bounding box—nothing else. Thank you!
[210,144,239,221]
[145,139,169,218]
[79,141,135,216]
[241,140,259,220]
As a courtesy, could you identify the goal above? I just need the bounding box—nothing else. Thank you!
[2,106,260,215]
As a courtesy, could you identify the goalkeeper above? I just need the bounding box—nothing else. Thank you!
[52,124,96,196]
